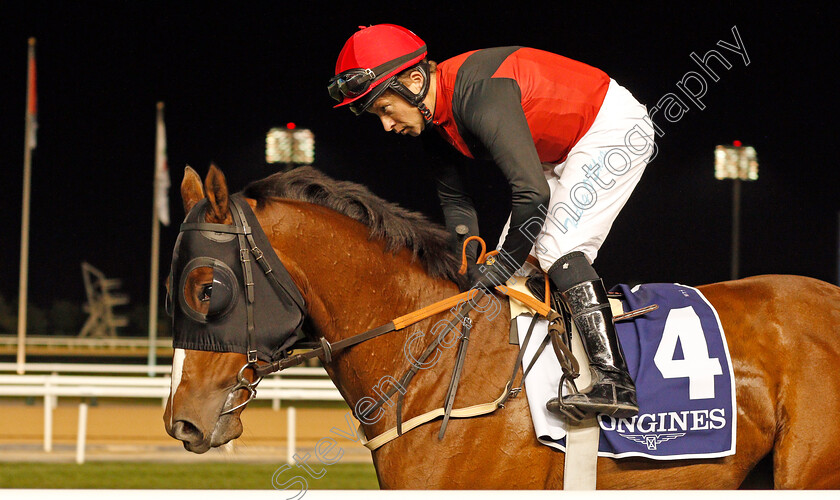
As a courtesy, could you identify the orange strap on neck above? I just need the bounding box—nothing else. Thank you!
[393,289,480,330]
[452,237,552,318]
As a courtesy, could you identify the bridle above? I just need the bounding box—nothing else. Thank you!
[174,195,483,417]
[175,196,307,415]
[173,197,561,421]
[174,195,469,416]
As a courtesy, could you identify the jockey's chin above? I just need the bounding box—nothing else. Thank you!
[405,124,424,137]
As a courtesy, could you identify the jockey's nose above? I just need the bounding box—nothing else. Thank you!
[380,116,396,132]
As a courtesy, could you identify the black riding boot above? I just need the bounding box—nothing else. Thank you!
[544,253,639,419]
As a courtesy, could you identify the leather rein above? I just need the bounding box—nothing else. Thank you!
[181,200,659,445]
[181,198,554,421]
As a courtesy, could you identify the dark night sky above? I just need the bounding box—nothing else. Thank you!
[1,1,837,313]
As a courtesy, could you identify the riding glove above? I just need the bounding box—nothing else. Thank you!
[467,256,515,292]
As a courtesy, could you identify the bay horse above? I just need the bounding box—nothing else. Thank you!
[164,164,840,489]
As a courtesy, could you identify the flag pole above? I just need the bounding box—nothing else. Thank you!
[147,101,165,376]
[17,37,37,375]
[147,174,161,376]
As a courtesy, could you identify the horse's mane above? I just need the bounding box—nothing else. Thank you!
[242,166,467,287]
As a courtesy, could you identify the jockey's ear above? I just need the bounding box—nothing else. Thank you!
[181,165,205,215]
[204,163,231,224]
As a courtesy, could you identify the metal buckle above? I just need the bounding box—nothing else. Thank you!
[318,337,333,364]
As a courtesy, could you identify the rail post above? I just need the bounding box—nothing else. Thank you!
[76,402,88,464]
[286,406,296,464]
[43,373,54,452]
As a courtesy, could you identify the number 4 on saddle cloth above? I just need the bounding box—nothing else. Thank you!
[512,279,736,460]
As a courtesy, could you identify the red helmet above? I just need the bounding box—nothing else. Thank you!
[329,24,432,119]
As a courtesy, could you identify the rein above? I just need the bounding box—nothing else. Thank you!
[180,197,647,440]
[253,284,550,378]
[178,196,549,418]
[179,197,656,450]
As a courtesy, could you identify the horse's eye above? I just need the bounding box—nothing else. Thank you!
[200,284,213,302]
[207,276,234,316]
[182,265,235,318]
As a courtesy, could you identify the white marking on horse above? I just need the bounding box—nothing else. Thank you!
[169,348,186,427]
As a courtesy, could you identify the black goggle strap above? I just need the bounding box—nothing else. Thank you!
[329,44,427,101]
[348,60,432,117]
[387,61,433,123]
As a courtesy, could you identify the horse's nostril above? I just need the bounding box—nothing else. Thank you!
[172,419,203,444]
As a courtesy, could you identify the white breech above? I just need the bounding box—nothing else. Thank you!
[498,79,657,272]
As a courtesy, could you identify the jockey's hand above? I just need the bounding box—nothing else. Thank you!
[467,256,514,292]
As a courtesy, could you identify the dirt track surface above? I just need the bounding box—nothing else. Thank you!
[0,402,371,463]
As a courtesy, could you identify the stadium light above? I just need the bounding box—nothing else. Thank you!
[715,141,759,280]
[715,141,758,181]
[266,123,315,170]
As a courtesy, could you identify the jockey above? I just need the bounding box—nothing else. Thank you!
[328,24,655,419]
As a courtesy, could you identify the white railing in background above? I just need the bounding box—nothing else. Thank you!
[0,367,343,464]
[0,335,171,349]
[0,362,325,377]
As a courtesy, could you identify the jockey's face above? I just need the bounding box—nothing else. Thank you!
[367,90,426,137]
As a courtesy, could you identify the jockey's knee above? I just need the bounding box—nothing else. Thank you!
[547,251,600,292]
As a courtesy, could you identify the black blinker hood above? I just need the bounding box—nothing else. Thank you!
[169,194,307,362]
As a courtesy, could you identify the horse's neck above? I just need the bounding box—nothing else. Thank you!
[261,201,464,402]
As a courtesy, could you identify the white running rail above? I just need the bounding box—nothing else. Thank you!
[0,369,344,464]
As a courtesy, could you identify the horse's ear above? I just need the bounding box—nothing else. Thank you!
[181,165,205,214]
[204,163,231,223]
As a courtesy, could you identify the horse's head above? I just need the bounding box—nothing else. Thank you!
[164,164,307,453]
[164,163,475,453]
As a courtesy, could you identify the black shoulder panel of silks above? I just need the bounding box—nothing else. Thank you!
[455,46,523,83]
[451,77,550,272]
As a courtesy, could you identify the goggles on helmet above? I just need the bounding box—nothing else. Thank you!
[328,68,376,102]
[328,44,427,108]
